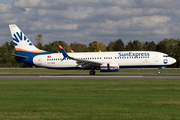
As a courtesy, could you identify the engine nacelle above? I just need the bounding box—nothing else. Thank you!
[100,63,119,72]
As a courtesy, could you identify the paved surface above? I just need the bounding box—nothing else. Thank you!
[0,75,179,79]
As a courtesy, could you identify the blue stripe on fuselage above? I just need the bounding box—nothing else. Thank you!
[15,51,52,65]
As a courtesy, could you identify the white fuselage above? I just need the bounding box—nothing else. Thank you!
[32,51,176,69]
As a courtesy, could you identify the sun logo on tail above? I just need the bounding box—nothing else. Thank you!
[13,31,33,46]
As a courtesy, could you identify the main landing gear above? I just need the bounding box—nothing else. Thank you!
[89,69,96,75]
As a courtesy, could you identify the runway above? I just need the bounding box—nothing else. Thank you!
[0,75,180,79]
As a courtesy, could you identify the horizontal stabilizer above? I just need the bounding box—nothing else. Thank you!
[5,53,28,59]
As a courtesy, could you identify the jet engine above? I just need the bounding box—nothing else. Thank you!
[100,63,119,72]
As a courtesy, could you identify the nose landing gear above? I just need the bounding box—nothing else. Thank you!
[157,68,161,74]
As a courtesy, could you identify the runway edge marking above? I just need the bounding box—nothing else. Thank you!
[39,75,143,78]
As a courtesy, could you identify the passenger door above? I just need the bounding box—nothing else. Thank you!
[155,54,159,62]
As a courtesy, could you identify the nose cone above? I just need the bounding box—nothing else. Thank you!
[171,58,176,64]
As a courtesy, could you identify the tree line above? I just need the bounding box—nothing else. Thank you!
[1,35,180,67]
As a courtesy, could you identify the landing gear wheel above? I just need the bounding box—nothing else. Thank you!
[89,70,95,75]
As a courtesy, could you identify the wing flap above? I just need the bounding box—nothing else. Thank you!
[76,59,102,68]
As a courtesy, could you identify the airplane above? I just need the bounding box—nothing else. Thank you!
[7,24,176,75]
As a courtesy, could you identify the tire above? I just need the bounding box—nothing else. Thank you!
[89,70,95,75]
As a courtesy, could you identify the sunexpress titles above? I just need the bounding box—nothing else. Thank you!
[118,52,150,57]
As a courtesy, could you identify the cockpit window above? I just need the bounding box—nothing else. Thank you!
[163,55,169,57]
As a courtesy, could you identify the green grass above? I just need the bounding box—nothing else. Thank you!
[0,79,180,120]
[0,68,180,75]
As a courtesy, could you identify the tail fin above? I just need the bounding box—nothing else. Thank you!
[9,24,47,55]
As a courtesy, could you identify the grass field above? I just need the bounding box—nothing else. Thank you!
[0,68,180,75]
[0,79,180,120]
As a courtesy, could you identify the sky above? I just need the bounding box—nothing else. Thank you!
[1,0,180,46]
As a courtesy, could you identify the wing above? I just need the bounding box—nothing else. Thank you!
[58,45,102,69]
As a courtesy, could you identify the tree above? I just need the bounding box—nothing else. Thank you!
[156,39,168,54]
[44,40,69,53]
[107,41,115,51]
[87,41,106,52]
[157,38,179,57]
[132,40,143,51]
[143,41,156,51]
[0,45,9,67]
[113,39,124,51]
[156,38,180,68]
[125,41,133,51]
[175,41,180,67]
[126,40,143,51]
[9,41,15,54]
[36,34,43,49]
[70,42,87,52]
[0,42,26,67]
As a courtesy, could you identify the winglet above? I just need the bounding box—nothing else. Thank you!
[58,45,69,61]
[70,49,74,53]
[59,45,63,49]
